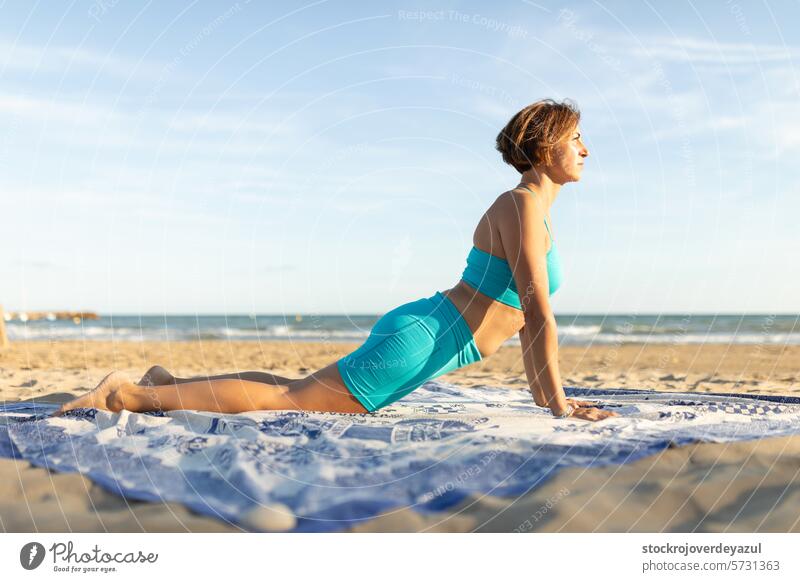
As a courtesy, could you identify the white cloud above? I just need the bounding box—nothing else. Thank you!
[0,91,310,160]
[647,114,749,141]
[0,38,165,79]
[557,31,800,157]
[0,92,122,125]
[629,36,800,66]
[166,111,298,136]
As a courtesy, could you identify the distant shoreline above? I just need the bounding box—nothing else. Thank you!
[4,313,799,345]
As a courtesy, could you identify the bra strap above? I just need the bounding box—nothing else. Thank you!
[543,217,554,243]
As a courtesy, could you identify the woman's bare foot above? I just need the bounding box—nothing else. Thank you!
[52,371,135,417]
[138,365,175,387]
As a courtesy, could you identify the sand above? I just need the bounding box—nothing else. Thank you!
[1,340,799,532]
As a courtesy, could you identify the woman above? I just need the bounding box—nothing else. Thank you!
[54,98,617,422]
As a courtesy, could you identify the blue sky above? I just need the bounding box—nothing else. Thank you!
[1,0,798,315]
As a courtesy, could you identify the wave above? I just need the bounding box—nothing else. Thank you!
[557,324,602,336]
[6,322,800,345]
[5,324,371,342]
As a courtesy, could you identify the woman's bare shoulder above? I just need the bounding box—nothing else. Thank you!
[492,187,545,222]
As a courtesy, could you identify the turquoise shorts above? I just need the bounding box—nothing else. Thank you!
[337,291,483,412]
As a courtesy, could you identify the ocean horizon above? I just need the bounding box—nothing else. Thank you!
[4,313,798,346]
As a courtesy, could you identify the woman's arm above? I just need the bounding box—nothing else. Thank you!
[500,191,618,422]
[518,318,569,415]
[519,322,567,414]
[497,191,570,416]
[519,328,545,406]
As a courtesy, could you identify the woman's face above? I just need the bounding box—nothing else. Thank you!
[547,126,589,183]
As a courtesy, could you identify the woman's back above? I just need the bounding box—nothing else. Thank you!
[462,185,562,306]
[441,185,557,358]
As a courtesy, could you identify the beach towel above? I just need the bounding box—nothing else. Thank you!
[2,381,800,532]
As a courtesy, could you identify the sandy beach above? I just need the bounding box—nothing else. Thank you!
[1,340,799,532]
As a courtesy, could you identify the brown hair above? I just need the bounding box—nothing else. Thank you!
[495,98,580,173]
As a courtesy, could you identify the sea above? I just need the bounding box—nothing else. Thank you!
[4,313,799,346]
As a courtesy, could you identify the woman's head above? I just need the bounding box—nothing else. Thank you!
[495,98,587,182]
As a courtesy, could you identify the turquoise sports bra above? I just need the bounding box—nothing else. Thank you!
[460,188,563,310]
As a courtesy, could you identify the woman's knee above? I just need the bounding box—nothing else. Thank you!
[286,365,369,413]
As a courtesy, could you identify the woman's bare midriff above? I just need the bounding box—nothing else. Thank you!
[440,187,552,359]
[441,282,525,358]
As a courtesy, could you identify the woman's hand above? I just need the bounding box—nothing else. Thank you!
[565,397,595,408]
[567,406,619,422]
[533,397,597,408]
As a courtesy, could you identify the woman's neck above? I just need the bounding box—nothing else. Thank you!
[518,169,561,208]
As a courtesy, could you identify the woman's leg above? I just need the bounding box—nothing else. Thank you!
[134,363,367,413]
[53,363,369,417]
[139,365,296,387]
[127,377,294,414]
[53,371,293,416]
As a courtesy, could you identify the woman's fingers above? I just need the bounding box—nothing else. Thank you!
[572,409,597,421]
[569,406,619,422]
[566,398,595,408]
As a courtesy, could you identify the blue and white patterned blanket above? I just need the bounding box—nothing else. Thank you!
[2,381,800,532]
